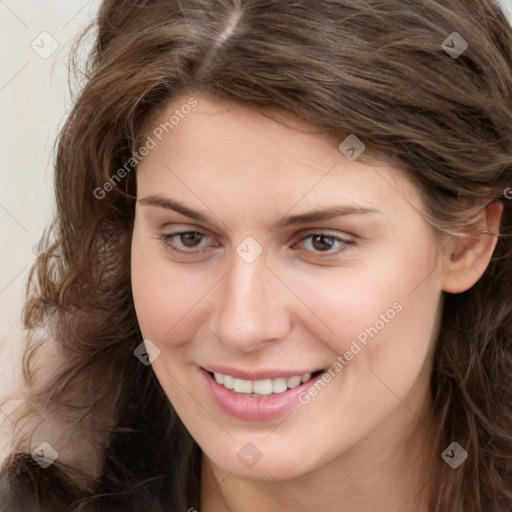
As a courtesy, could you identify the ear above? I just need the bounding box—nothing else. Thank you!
[441,201,503,294]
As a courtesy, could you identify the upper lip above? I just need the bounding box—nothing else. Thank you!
[200,365,325,381]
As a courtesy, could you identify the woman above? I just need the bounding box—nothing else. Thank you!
[1,0,511,510]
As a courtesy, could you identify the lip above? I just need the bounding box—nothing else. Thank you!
[201,365,324,381]
[199,366,325,421]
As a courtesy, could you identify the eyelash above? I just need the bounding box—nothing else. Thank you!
[155,231,355,259]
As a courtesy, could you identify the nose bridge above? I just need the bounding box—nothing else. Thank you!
[211,253,289,351]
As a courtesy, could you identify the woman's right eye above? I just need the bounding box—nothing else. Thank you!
[158,231,213,257]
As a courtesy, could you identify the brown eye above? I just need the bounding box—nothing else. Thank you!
[295,233,354,256]
[311,234,337,251]
[179,232,204,247]
[158,231,211,255]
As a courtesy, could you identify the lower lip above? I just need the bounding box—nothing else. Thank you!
[199,367,324,421]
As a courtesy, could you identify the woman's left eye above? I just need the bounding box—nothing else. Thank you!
[297,233,352,254]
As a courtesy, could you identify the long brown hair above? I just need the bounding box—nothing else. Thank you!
[1,0,512,510]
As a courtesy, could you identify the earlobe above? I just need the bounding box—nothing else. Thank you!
[441,201,503,294]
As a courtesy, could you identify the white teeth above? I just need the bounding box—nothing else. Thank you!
[272,377,288,393]
[286,376,302,388]
[252,379,273,395]
[233,378,253,394]
[212,371,318,395]
[223,375,234,389]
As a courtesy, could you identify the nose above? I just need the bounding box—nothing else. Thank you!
[209,253,292,353]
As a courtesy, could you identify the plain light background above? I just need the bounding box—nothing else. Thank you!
[0,0,102,435]
[0,0,102,377]
[0,0,511,448]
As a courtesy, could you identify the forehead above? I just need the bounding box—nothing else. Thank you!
[136,92,421,218]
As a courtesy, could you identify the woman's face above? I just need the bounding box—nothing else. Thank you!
[131,92,446,481]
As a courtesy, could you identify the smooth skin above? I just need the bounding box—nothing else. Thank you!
[131,92,502,512]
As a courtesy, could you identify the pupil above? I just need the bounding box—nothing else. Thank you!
[312,235,334,251]
[181,232,201,247]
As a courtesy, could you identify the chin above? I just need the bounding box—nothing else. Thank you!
[203,438,325,482]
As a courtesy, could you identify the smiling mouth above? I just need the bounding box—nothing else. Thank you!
[207,370,325,396]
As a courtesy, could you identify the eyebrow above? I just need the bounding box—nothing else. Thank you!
[137,195,380,228]
[138,195,210,223]
[274,205,380,227]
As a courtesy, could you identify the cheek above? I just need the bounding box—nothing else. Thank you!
[131,228,200,344]
[131,227,229,355]
[287,238,441,375]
